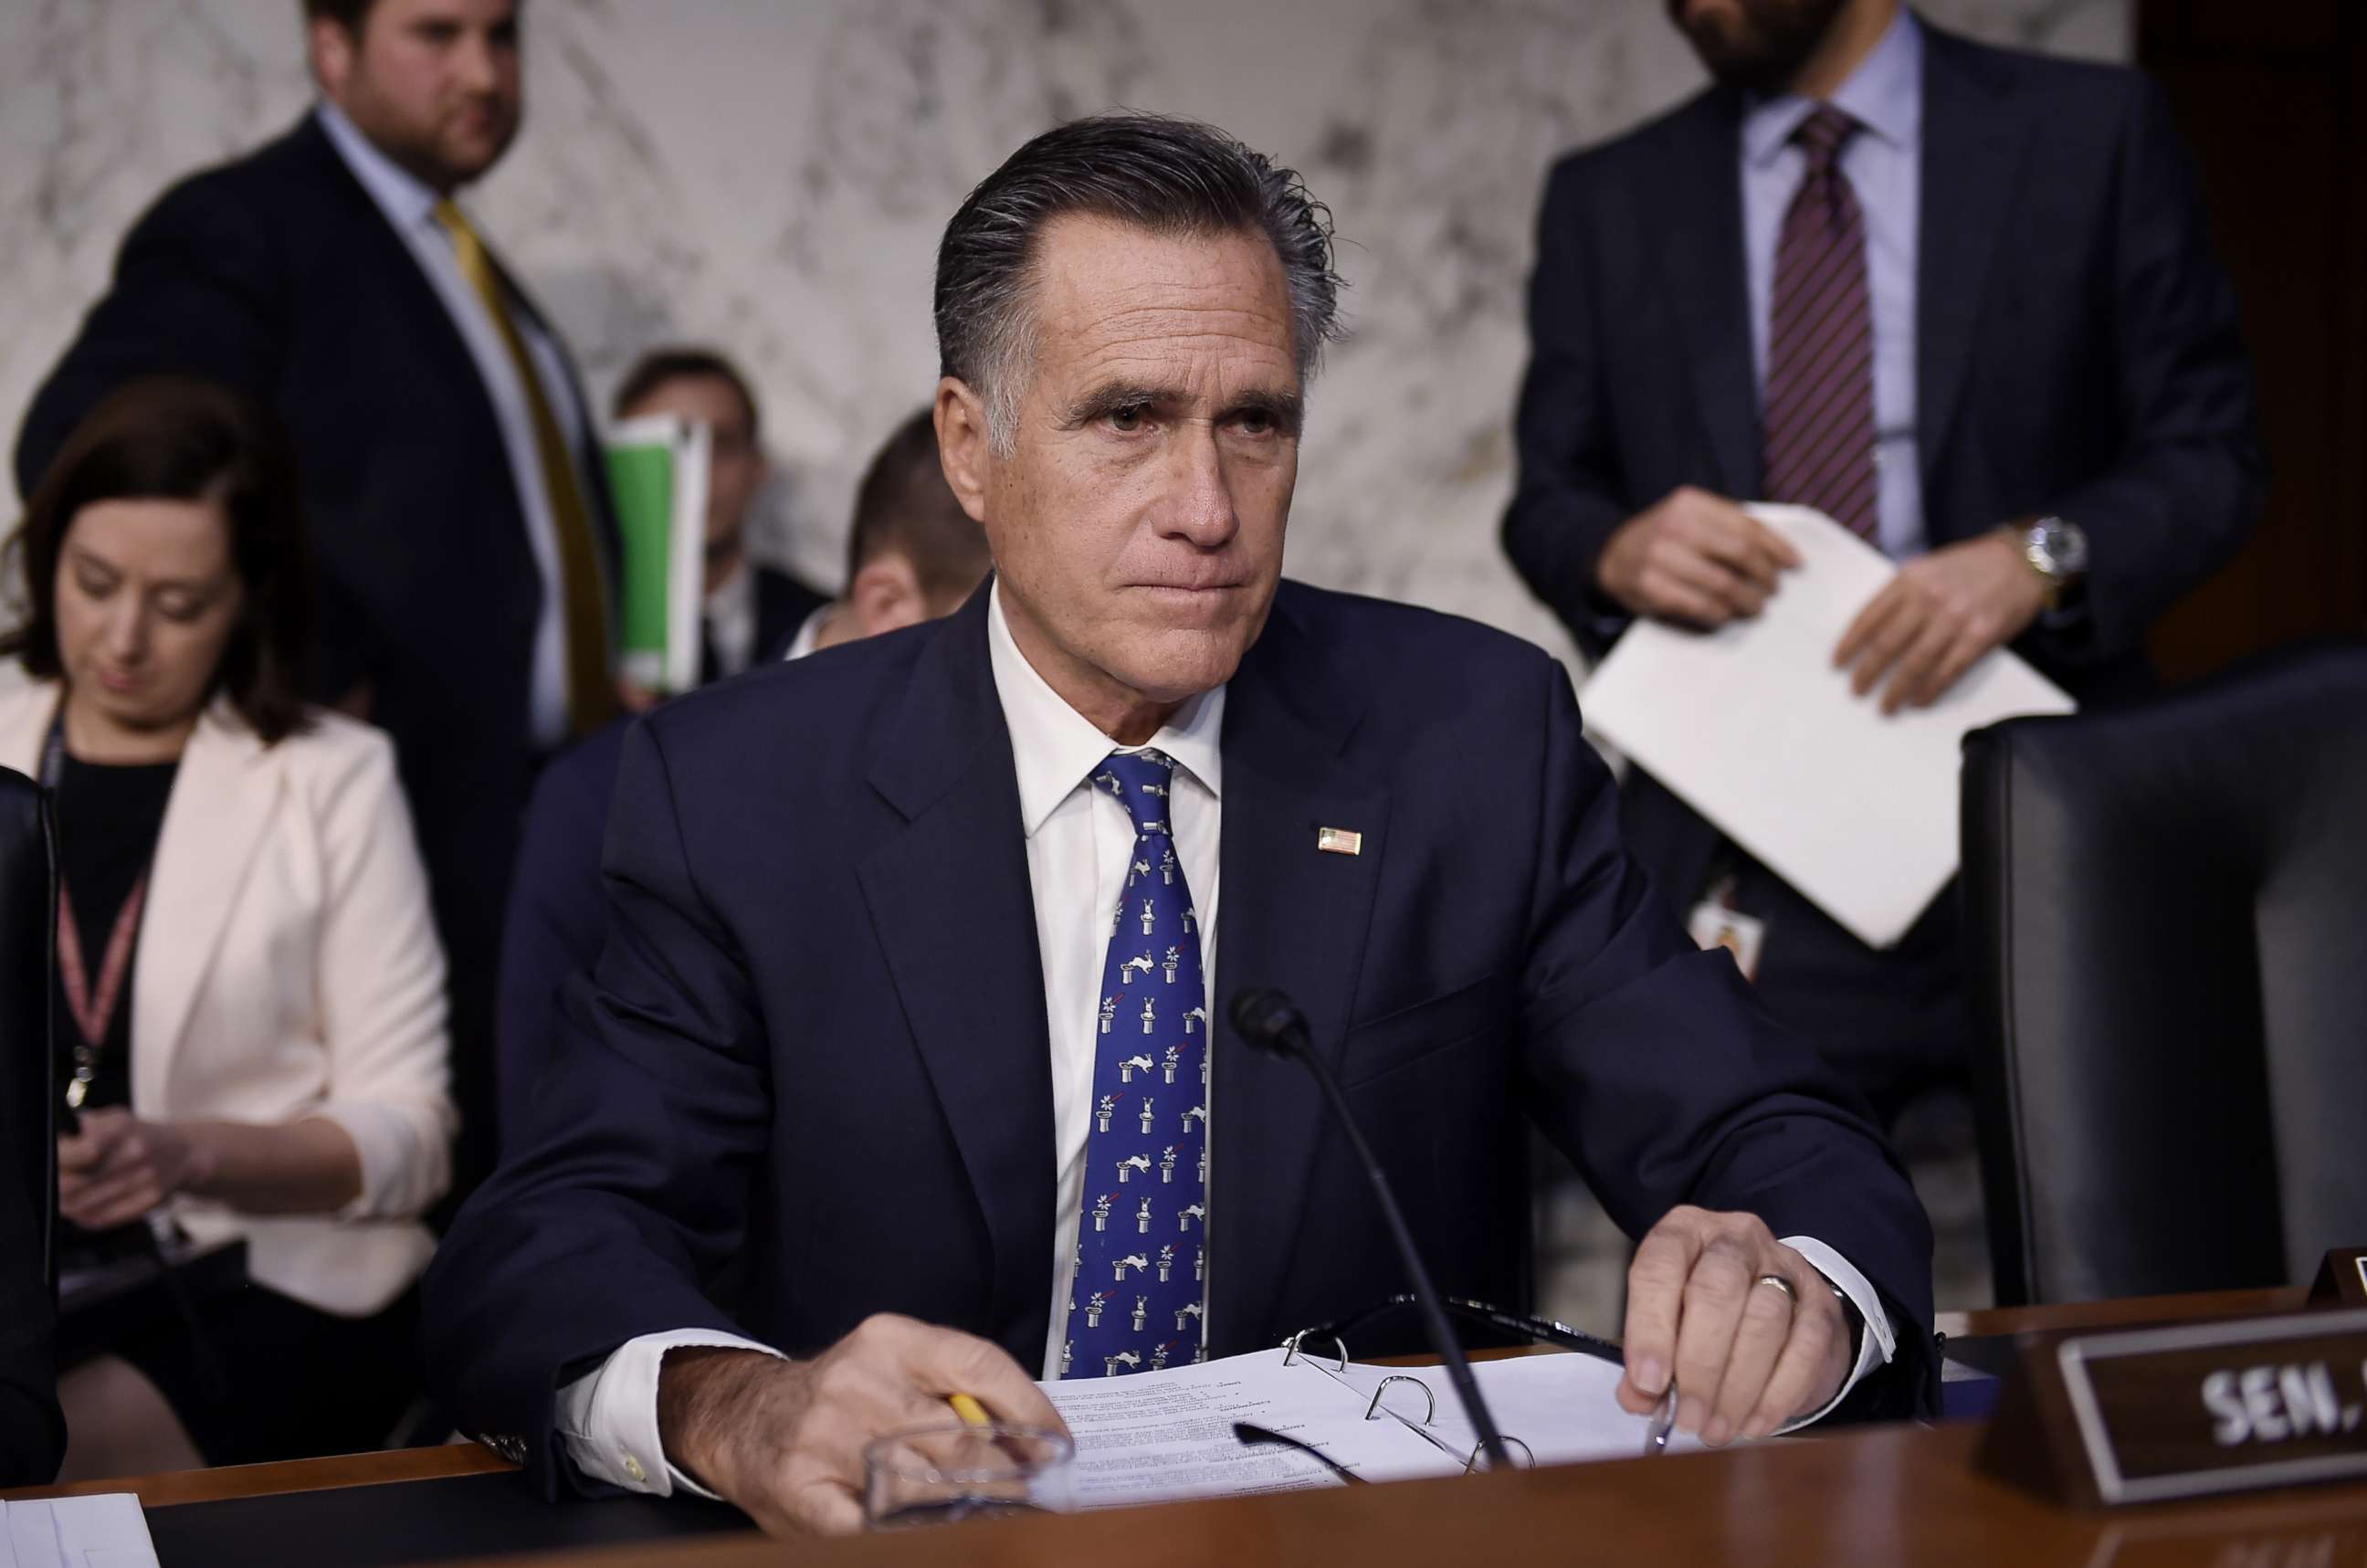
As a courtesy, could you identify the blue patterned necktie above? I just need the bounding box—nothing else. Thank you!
[1061,749,1210,1379]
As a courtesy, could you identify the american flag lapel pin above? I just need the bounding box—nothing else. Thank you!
[1316,826,1362,857]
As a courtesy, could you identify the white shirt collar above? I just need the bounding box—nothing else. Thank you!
[986,580,1225,838]
[781,604,836,664]
[315,100,444,231]
[1742,7,1923,167]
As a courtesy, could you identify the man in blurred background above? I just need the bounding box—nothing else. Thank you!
[1502,0,2264,1123]
[16,0,618,1193]
[610,349,830,684]
[494,405,991,1141]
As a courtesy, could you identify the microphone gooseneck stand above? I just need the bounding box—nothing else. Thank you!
[1227,986,1513,1471]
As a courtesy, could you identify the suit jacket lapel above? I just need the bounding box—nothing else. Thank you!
[132,702,279,1113]
[857,595,1057,1354]
[1918,30,2029,510]
[1211,595,1388,1347]
[1645,90,1762,499]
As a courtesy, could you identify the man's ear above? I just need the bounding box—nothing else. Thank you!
[847,555,928,639]
[933,376,994,528]
[309,16,359,100]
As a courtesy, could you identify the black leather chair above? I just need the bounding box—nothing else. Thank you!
[0,762,64,1485]
[0,763,55,1291]
[1962,639,2367,1305]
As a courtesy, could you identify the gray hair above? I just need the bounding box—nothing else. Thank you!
[934,113,1347,454]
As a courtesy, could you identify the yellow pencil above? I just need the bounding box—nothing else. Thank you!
[947,1393,991,1428]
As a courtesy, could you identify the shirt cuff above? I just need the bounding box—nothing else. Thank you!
[554,1329,786,1498]
[1774,1235,1897,1433]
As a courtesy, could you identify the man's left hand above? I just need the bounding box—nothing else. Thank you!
[1615,1206,1850,1447]
[1833,530,2047,713]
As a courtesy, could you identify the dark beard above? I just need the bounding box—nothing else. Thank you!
[1668,0,1852,93]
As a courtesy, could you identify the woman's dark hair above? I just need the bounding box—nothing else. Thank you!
[2,374,316,744]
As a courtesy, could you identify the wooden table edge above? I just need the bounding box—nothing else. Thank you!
[0,1439,517,1508]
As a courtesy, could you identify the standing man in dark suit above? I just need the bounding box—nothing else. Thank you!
[16,0,624,1188]
[0,1119,63,1487]
[423,113,1935,1535]
[608,349,830,686]
[1501,0,2263,1119]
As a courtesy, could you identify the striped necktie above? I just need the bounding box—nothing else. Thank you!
[1760,105,1878,542]
[434,200,619,736]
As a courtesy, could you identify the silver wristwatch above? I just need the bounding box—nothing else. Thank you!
[2018,516,2088,611]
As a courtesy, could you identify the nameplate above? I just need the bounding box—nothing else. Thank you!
[2309,1247,2367,1307]
[1977,1310,2367,1507]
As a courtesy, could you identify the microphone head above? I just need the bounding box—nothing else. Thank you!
[1227,987,1310,1057]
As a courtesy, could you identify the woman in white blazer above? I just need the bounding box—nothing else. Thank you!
[3,377,455,1476]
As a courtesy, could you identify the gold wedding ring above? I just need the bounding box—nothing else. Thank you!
[1754,1273,1797,1305]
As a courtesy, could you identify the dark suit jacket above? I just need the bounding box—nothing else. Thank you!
[502,572,828,1141]
[422,582,1938,1495]
[495,719,631,1154]
[1500,26,2266,908]
[16,111,624,1177]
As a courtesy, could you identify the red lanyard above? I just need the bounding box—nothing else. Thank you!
[57,873,148,1056]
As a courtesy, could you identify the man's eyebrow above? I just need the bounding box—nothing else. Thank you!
[1063,382,1179,426]
[1224,388,1304,433]
[1062,382,1305,432]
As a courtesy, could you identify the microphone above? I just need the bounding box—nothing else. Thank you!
[1227,986,1513,1471]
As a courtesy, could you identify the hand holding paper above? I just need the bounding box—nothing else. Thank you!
[1579,504,2075,949]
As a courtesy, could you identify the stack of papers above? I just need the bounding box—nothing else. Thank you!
[1041,1347,1697,1509]
[0,1494,158,1567]
[1578,504,2076,948]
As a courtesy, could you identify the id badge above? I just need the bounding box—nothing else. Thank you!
[1687,900,1766,983]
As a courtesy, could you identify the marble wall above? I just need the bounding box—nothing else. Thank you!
[0,0,2125,662]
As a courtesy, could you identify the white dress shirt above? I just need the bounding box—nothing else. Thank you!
[700,562,758,680]
[554,586,1890,1497]
[316,101,593,752]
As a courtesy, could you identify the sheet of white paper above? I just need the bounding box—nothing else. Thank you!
[1042,1348,1459,1508]
[0,1497,158,1568]
[1579,503,2076,948]
[1333,1354,1706,1468]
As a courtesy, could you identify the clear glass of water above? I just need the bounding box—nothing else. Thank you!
[862,1423,1076,1529]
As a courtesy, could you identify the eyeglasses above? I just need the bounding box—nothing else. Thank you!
[1258,1294,1680,1468]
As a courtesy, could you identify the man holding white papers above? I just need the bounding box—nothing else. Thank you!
[1502,0,2263,1116]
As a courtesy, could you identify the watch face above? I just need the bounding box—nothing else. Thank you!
[2034,518,2088,578]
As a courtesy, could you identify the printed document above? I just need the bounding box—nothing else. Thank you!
[1578,503,2076,948]
[0,1494,159,1568]
[1043,1347,1698,1509]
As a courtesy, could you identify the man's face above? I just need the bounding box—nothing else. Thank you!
[1667,0,1850,91]
[619,374,765,552]
[947,215,1301,729]
[314,0,522,191]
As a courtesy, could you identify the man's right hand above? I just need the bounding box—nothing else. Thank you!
[1595,486,1802,627]
[656,1315,1065,1535]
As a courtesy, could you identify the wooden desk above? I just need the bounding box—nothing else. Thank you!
[10,1287,2354,1568]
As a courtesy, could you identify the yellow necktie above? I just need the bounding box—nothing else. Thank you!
[434,200,618,737]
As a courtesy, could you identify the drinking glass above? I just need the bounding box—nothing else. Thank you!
[861,1423,1075,1529]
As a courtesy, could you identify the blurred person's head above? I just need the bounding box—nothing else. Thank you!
[613,349,768,593]
[3,376,315,751]
[1667,0,1862,93]
[930,114,1343,742]
[306,0,522,193]
[813,409,993,651]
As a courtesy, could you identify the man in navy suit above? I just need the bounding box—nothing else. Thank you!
[1501,0,2263,1118]
[424,113,1934,1535]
